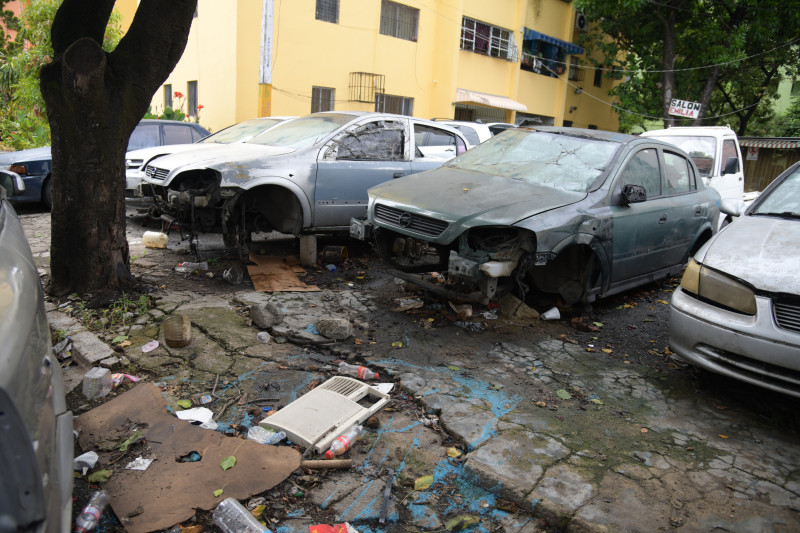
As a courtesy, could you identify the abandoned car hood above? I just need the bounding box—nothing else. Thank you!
[697,216,800,294]
[147,143,296,174]
[369,166,587,226]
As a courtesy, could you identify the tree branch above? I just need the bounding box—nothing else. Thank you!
[51,0,115,57]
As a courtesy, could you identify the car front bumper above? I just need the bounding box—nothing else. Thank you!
[669,286,800,397]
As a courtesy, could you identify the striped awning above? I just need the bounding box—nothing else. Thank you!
[739,138,800,149]
[523,28,584,56]
[455,89,528,112]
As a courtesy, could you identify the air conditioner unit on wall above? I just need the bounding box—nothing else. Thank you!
[575,12,587,31]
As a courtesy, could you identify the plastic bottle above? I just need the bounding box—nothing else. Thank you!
[324,425,364,459]
[175,261,208,273]
[212,497,271,533]
[74,490,109,533]
[338,362,379,380]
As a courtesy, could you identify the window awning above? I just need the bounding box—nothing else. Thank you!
[739,138,800,149]
[523,28,584,55]
[455,89,528,112]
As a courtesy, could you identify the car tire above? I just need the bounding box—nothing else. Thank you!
[42,179,52,210]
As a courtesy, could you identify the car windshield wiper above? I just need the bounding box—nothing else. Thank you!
[752,211,800,220]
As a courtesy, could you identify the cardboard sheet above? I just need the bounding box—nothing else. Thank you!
[76,384,300,533]
[247,253,320,292]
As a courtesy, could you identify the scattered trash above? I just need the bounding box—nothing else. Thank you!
[74,490,109,533]
[83,367,113,400]
[199,394,213,404]
[141,340,159,353]
[304,324,320,335]
[393,297,424,312]
[449,302,473,319]
[73,451,99,475]
[213,497,272,533]
[257,331,271,343]
[309,524,359,533]
[178,452,202,463]
[142,231,169,249]
[481,310,498,320]
[431,272,445,283]
[325,425,364,459]
[247,426,282,444]
[325,264,337,272]
[379,468,395,524]
[541,307,560,320]
[374,383,394,394]
[175,261,208,273]
[176,406,214,425]
[223,265,245,285]
[321,245,348,264]
[163,314,192,348]
[53,337,72,358]
[111,373,139,388]
[338,362,379,380]
[125,457,154,471]
[455,321,486,332]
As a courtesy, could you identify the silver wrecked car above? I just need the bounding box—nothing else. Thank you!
[669,160,800,397]
[0,170,73,531]
[142,111,468,248]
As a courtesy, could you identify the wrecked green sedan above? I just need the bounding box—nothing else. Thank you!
[352,127,721,305]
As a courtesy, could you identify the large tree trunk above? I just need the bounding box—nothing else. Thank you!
[39,0,196,298]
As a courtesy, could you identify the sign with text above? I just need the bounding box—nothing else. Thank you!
[668,99,701,119]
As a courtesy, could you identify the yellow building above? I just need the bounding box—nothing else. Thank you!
[151,0,619,133]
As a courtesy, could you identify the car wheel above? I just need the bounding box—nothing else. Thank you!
[42,179,52,210]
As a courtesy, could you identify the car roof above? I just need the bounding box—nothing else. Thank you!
[526,126,635,144]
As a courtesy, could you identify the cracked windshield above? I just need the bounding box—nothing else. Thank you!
[447,129,618,192]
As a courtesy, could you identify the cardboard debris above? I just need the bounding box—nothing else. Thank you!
[75,383,300,533]
[247,253,320,293]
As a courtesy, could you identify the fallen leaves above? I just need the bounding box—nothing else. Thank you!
[220,455,236,471]
[415,475,434,490]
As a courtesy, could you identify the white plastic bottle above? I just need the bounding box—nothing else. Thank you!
[74,491,109,533]
[325,425,364,459]
[338,362,379,380]
[212,497,271,533]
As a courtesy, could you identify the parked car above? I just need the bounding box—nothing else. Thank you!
[669,160,800,397]
[437,121,494,147]
[353,126,721,304]
[142,111,469,248]
[0,170,73,532]
[0,119,210,209]
[125,116,294,210]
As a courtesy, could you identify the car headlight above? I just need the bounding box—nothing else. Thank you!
[9,164,27,175]
[680,258,756,315]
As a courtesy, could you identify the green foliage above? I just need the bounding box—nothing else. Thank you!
[0,0,124,150]
[769,97,800,137]
[68,293,153,331]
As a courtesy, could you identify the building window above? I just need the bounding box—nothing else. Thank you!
[461,17,513,59]
[163,84,173,109]
[375,93,414,116]
[380,1,418,42]
[568,58,584,82]
[187,81,198,116]
[316,0,339,23]
[593,69,602,88]
[588,124,598,130]
[312,86,335,112]
[563,120,573,127]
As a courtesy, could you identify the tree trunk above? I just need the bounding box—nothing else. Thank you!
[39,0,197,298]
[660,10,677,128]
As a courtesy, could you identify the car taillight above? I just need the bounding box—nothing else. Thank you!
[9,164,27,175]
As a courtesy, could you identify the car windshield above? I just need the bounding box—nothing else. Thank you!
[446,129,619,192]
[200,118,285,144]
[751,166,800,218]
[647,135,715,177]
[247,114,354,149]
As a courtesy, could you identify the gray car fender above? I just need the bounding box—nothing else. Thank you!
[236,176,313,228]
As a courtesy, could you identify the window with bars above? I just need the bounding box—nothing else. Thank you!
[568,57,584,82]
[316,0,339,23]
[187,81,198,116]
[163,84,173,109]
[312,86,335,112]
[375,93,414,116]
[460,17,513,59]
[593,69,603,88]
[379,0,419,42]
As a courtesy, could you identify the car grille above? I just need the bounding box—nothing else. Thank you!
[374,204,448,238]
[774,298,800,334]
[145,166,169,181]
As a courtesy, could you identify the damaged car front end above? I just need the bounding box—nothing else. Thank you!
[355,127,721,305]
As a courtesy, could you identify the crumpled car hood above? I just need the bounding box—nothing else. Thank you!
[697,216,800,294]
[147,143,295,174]
[369,166,586,226]
[0,146,52,165]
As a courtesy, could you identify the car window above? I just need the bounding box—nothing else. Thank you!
[752,167,800,217]
[191,128,205,142]
[164,124,195,145]
[663,151,692,194]
[202,118,284,144]
[453,125,480,145]
[619,149,661,198]
[447,129,618,192]
[128,124,160,151]
[416,125,455,147]
[248,113,353,149]
[647,135,715,177]
[337,120,405,161]
[721,139,739,172]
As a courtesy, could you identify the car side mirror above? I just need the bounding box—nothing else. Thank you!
[720,198,745,218]
[722,157,739,175]
[0,170,25,199]
[621,184,647,205]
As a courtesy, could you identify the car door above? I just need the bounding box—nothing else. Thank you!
[661,149,706,266]
[410,123,467,173]
[609,147,674,282]
[313,118,411,228]
[709,137,744,202]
